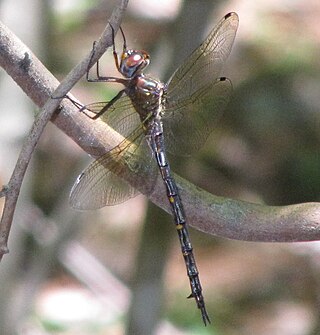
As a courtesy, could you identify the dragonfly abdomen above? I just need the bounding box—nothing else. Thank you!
[150,118,210,324]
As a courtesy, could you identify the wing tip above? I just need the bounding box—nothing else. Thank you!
[224,12,239,31]
[225,12,239,20]
[216,77,232,88]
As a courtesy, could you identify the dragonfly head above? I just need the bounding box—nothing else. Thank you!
[120,49,150,78]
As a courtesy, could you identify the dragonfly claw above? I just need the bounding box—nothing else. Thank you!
[186,292,211,326]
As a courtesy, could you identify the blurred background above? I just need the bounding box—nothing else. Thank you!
[1,0,320,334]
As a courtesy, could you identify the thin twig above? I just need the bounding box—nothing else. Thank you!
[0,0,129,260]
[0,2,319,250]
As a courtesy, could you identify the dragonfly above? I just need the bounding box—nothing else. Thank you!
[70,12,238,325]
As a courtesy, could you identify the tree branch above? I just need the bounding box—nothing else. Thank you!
[0,0,129,259]
[0,4,320,248]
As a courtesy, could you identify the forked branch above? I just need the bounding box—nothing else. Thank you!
[0,2,319,263]
[0,0,129,260]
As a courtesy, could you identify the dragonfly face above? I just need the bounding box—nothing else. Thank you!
[120,49,150,78]
[119,47,164,123]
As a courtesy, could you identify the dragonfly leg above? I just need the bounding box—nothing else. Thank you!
[110,24,128,72]
[90,89,125,120]
[86,32,129,85]
[86,43,125,84]
[109,23,121,72]
[86,40,98,82]
[71,89,126,120]
[57,94,85,110]
[119,26,127,54]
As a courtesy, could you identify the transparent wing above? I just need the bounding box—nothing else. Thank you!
[70,126,158,209]
[71,95,157,209]
[81,94,141,138]
[163,13,238,155]
[163,77,232,155]
[70,160,139,209]
[166,12,238,104]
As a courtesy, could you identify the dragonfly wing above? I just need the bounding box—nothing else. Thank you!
[163,12,238,155]
[70,159,139,209]
[81,94,141,138]
[163,77,232,155]
[70,127,158,209]
[166,12,238,104]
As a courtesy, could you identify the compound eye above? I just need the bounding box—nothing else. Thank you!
[125,53,143,67]
[120,50,150,77]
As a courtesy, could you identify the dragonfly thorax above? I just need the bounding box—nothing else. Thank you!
[126,74,165,124]
[120,49,150,78]
[134,75,164,96]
